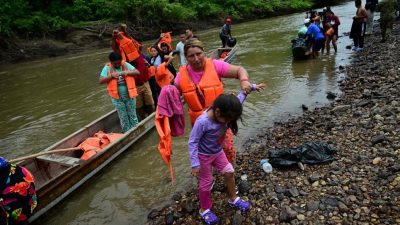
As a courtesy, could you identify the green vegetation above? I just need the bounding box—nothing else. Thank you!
[0,0,312,38]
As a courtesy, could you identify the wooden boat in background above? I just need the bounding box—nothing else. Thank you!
[22,110,155,222]
[21,42,239,223]
[208,44,239,63]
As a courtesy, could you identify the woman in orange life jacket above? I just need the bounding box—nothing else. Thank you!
[112,25,154,121]
[174,38,252,163]
[99,52,140,133]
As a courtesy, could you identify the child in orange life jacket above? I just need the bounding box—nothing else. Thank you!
[189,83,265,225]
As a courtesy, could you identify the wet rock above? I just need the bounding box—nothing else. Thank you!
[238,180,251,194]
[327,91,337,99]
[181,200,194,213]
[372,157,382,165]
[320,197,339,207]
[232,211,244,225]
[165,212,174,225]
[307,201,320,211]
[148,209,161,219]
[309,175,321,183]
[338,202,349,212]
[371,135,388,145]
[275,186,285,194]
[286,187,299,197]
[279,206,297,222]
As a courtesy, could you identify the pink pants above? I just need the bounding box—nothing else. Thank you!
[198,151,234,210]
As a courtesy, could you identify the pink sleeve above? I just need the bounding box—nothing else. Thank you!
[174,72,181,88]
[212,59,230,79]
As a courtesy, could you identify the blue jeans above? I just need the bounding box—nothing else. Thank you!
[111,97,139,132]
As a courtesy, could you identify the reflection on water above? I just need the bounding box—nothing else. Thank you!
[0,2,357,224]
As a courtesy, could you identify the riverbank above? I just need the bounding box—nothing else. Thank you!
[146,22,400,225]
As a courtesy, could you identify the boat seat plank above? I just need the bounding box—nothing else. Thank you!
[37,154,81,167]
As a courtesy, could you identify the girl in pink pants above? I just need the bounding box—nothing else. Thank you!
[188,83,265,224]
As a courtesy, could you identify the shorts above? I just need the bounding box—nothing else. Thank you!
[136,81,154,108]
[312,38,325,52]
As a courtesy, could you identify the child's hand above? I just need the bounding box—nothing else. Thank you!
[255,83,266,92]
[191,168,200,177]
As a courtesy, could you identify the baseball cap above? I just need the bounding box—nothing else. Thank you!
[304,18,310,24]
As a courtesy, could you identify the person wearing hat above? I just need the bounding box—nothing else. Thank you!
[304,18,325,58]
[219,18,232,48]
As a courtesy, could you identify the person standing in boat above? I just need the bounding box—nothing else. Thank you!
[219,18,232,48]
[185,27,199,40]
[99,52,140,133]
[174,38,253,163]
[0,157,37,224]
[175,30,187,67]
[112,25,154,121]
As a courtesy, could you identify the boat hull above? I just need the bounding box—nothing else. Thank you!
[25,110,155,222]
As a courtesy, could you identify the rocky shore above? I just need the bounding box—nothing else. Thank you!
[146,22,400,225]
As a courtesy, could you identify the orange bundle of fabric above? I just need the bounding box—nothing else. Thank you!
[79,131,124,160]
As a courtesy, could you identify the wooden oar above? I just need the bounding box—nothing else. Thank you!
[9,147,82,163]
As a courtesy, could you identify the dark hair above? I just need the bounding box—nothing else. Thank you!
[179,29,186,35]
[212,94,243,135]
[109,52,122,61]
[150,45,161,55]
[355,0,362,6]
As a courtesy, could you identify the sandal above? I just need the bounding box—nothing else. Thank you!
[200,209,218,225]
[228,197,251,212]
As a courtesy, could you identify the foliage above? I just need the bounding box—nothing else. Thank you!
[0,0,312,38]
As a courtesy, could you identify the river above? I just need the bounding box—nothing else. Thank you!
[0,2,357,224]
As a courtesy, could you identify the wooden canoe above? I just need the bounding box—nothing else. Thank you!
[208,44,239,63]
[21,110,155,222]
[22,43,239,223]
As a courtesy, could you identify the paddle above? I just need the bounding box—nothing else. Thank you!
[9,147,82,163]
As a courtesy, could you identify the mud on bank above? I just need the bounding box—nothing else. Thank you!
[146,22,400,225]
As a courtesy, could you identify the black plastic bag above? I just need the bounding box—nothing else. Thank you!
[268,142,336,167]
[227,37,236,47]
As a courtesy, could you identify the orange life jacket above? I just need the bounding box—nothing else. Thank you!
[179,58,224,126]
[158,32,173,51]
[106,63,138,99]
[117,32,140,62]
[326,27,334,37]
[148,65,156,78]
[155,62,173,88]
[155,107,174,185]
[220,51,229,59]
[79,131,124,160]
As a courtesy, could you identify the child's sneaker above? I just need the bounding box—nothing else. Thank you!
[351,47,358,51]
[200,209,218,225]
[228,197,251,212]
